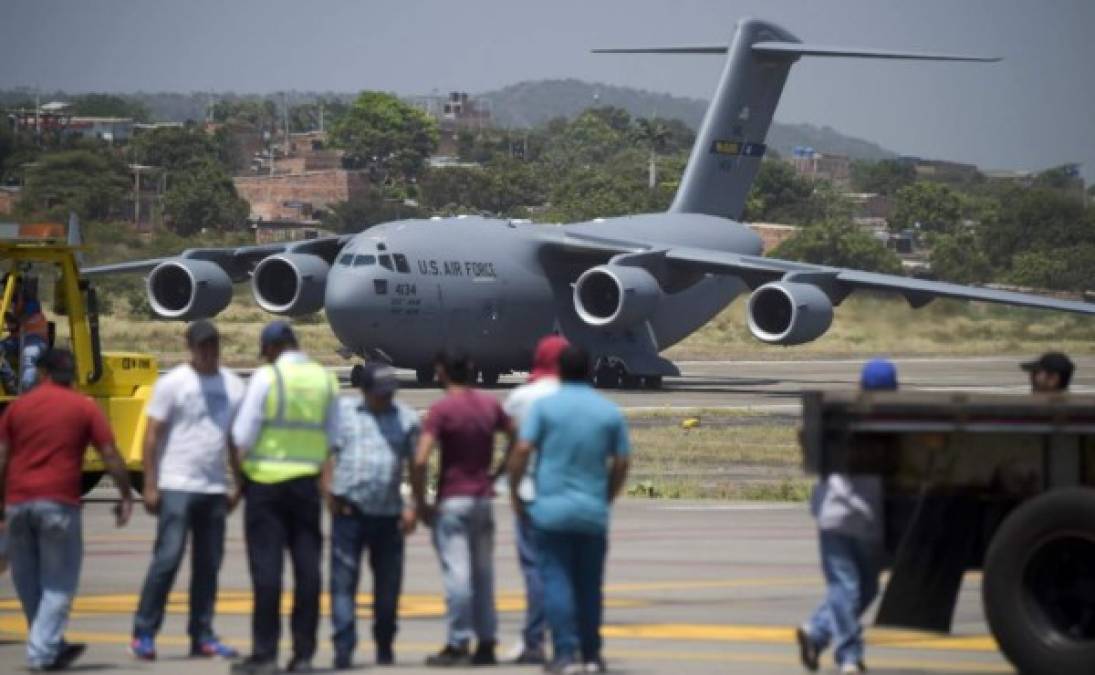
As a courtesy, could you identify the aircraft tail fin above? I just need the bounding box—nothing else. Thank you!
[596,18,997,221]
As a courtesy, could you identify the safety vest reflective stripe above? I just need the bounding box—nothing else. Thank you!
[243,359,335,484]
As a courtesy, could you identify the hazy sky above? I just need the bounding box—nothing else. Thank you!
[3,0,1093,180]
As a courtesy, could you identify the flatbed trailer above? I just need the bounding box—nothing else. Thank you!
[802,390,1095,674]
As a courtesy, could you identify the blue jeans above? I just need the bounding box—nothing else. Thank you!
[805,530,882,667]
[133,491,228,644]
[7,500,82,669]
[431,497,496,647]
[515,514,546,653]
[330,510,404,659]
[535,528,607,664]
[19,338,45,392]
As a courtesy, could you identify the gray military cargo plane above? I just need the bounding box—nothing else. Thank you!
[88,18,1095,388]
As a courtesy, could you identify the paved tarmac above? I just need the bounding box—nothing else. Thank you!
[0,501,1013,675]
[391,355,1095,412]
[6,355,1083,674]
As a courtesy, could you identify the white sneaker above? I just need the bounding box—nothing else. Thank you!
[503,641,525,661]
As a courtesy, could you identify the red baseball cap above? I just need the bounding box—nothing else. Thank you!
[529,335,569,382]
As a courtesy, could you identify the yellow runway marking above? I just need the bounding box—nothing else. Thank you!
[0,591,642,620]
[0,616,1010,673]
[603,623,998,652]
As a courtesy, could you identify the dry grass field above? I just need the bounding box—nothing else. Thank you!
[625,411,806,500]
[86,290,1095,368]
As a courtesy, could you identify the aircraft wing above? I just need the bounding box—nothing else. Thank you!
[536,230,1095,315]
[662,246,1095,315]
[82,235,351,281]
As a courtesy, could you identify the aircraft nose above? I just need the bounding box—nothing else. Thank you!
[324,268,363,347]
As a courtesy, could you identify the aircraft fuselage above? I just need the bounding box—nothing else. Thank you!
[324,213,761,374]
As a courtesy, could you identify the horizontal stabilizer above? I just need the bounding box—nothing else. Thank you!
[593,43,998,62]
[592,46,727,54]
[752,41,1000,62]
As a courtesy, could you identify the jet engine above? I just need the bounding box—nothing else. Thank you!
[146,259,233,320]
[251,253,329,316]
[573,264,661,329]
[746,281,834,345]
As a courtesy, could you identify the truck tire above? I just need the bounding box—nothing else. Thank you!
[982,488,1095,674]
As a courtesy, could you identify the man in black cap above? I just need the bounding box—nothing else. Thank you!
[129,320,245,661]
[1022,352,1075,393]
[231,321,340,674]
[322,362,420,669]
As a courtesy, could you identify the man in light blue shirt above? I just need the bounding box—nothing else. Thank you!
[321,362,419,670]
[508,345,630,674]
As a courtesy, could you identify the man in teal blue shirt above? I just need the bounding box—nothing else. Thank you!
[507,346,630,674]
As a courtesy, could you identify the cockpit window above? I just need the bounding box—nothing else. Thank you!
[378,254,393,271]
[393,254,410,273]
[353,254,377,267]
[338,254,353,266]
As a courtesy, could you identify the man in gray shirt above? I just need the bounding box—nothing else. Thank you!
[321,362,419,670]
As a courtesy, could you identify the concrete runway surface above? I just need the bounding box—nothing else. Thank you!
[5,355,1087,674]
[0,501,1012,675]
[390,355,1095,412]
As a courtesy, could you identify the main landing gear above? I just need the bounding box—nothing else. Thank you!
[593,361,662,390]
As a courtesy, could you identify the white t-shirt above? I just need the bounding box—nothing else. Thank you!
[147,364,245,494]
[502,376,560,502]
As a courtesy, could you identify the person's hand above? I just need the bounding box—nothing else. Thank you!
[417,502,436,528]
[115,497,133,527]
[143,485,160,516]
[511,496,527,522]
[400,506,417,536]
[227,487,243,513]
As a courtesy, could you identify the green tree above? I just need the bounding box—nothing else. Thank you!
[928,229,993,284]
[850,159,916,195]
[211,99,278,130]
[70,93,151,122]
[162,159,248,235]
[20,149,130,219]
[330,92,438,180]
[130,125,218,170]
[320,190,423,234]
[743,161,844,225]
[890,182,962,234]
[419,161,544,216]
[1034,163,1083,192]
[980,187,1092,269]
[770,219,903,274]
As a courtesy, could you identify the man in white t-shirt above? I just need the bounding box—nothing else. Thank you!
[500,334,568,665]
[129,320,245,661]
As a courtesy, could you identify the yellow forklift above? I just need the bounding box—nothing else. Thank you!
[0,218,156,494]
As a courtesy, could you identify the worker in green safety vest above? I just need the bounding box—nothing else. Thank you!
[229,321,339,675]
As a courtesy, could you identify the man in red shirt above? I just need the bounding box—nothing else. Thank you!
[412,350,514,667]
[0,348,134,671]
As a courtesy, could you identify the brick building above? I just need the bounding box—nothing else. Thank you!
[233,169,369,221]
[747,223,799,253]
[0,187,21,215]
[788,147,851,187]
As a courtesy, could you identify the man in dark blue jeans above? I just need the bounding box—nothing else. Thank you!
[130,321,244,660]
[321,362,420,669]
[507,346,631,674]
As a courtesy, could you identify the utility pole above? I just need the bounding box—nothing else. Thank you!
[319,102,324,134]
